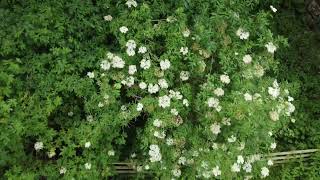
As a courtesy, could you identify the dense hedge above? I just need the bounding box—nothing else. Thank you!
[0,0,317,179]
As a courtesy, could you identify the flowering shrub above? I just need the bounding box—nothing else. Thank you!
[0,0,297,179]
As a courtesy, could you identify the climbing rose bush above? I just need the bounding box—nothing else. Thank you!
[0,0,296,179]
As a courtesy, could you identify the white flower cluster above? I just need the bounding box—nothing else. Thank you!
[268,80,280,98]
[138,46,147,54]
[153,119,163,127]
[236,28,250,40]
[119,26,128,33]
[160,59,171,70]
[159,95,171,108]
[121,76,135,87]
[125,0,137,8]
[265,42,277,54]
[207,97,221,112]
[180,71,190,81]
[102,52,125,69]
[126,39,136,56]
[220,74,230,84]
[243,54,252,64]
[148,83,159,94]
[210,123,221,135]
[180,47,189,55]
[34,141,43,151]
[149,144,162,162]
[140,59,151,69]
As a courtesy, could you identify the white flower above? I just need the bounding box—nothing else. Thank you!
[183,99,189,107]
[138,46,147,54]
[269,111,279,121]
[170,108,179,116]
[182,29,190,37]
[160,59,171,70]
[67,111,73,116]
[265,42,277,53]
[148,83,159,94]
[180,47,189,55]
[210,166,220,177]
[180,71,190,81]
[86,115,93,122]
[268,87,280,98]
[268,80,280,98]
[128,65,137,75]
[125,0,137,8]
[137,103,143,111]
[34,142,43,151]
[268,131,273,136]
[291,118,296,123]
[121,105,127,111]
[98,102,104,107]
[149,144,162,162]
[220,74,230,84]
[154,131,166,139]
[172,168,181,177]
[100,60,111,70]
[59,167,67,174]
[285,102,295,116]
[288,96,294,102]
[48,150,56,158]
[169,90,183,100]
[244,93,253,101]
[112,56,125,68]
[178,156,187,165]
[144,165,150,170]
[85,142,91,148]
[104,15,113,21]
[214,88,224,96]
[267,159,274,166]
[236,28,250,40]
[207,97,219,108]
[270,5,277,13]
[126,40,136,49]
[222,117,231,126]
[166,138,174,146]
[126,48,135,56]
[158,79,168,89]
[139,82,147,89]
[131,153,136,158]
[270,142,277,149]
[159,95,171,108]
[210,123,221,135]
[119,26,128,33]
[261,167,269,178]
[87,72,94,79]
[85,163,91,170]
[237,155,244,164]
[243,162,252,173]
[108,150,115,156]
[153,119,162,127]
[106,52,114,59]
[231,163,241,172]
[243,54,252,64]
[228,135,237,143]
[140,59,151,69]
[121,76,135,87]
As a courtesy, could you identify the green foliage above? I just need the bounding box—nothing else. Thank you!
[0,0,314,179]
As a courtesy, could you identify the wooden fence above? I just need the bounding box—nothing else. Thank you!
[112,149,319,174]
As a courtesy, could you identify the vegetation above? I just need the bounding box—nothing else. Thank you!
[0,0,318,179]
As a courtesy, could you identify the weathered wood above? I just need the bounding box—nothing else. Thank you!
[112,149,319,173]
